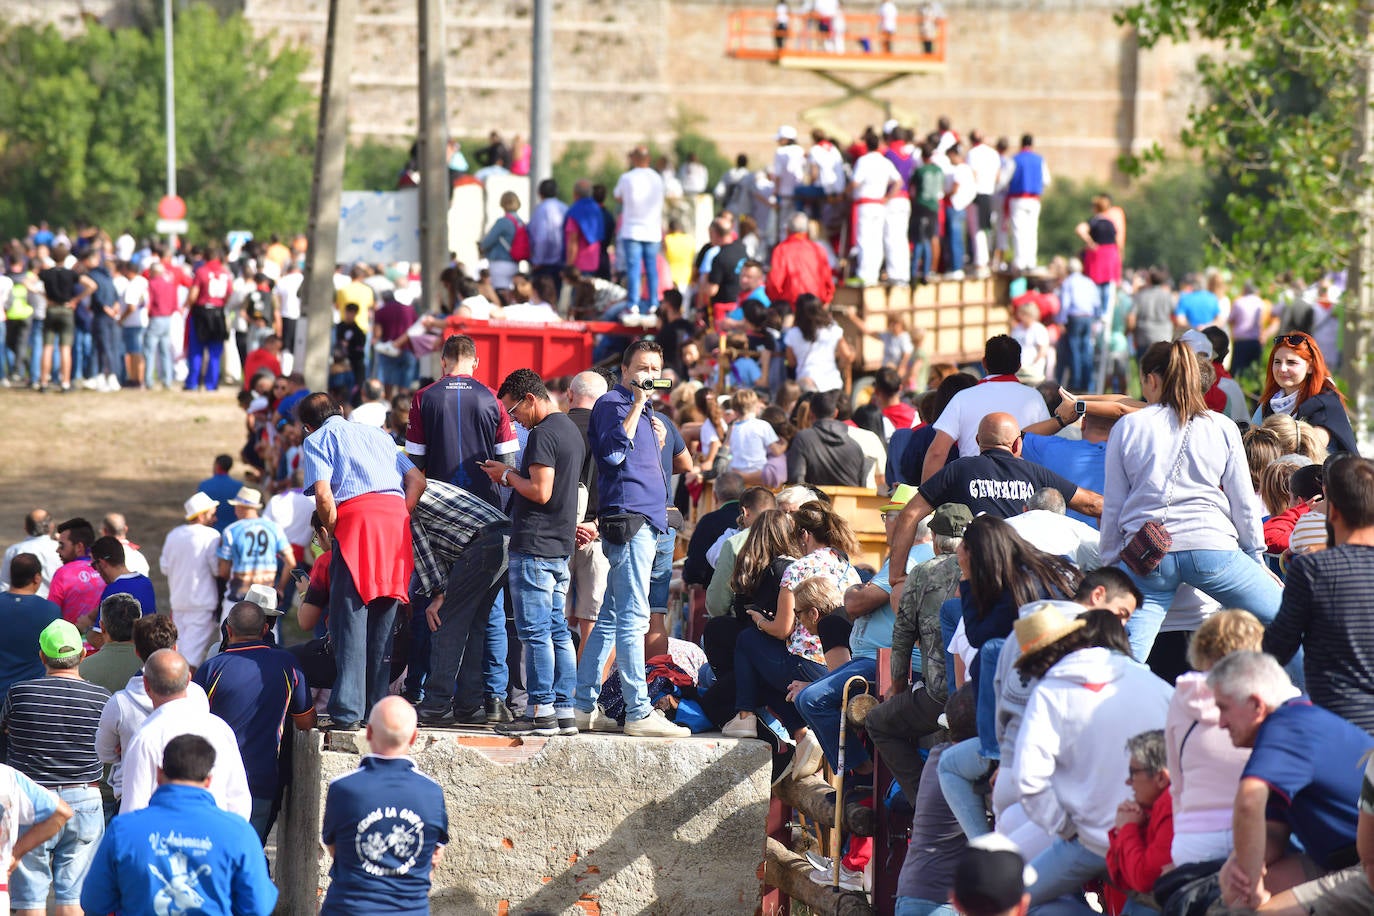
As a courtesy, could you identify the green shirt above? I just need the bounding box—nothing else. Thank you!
[914,164,946,210]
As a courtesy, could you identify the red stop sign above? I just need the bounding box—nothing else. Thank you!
[157,195,186,220]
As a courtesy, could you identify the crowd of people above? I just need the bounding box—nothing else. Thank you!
[2,110,1372,916]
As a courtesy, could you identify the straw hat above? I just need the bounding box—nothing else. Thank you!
[1013,604,1086,664]
[183,492,219,521]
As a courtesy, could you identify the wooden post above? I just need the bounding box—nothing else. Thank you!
[763,838,875,915]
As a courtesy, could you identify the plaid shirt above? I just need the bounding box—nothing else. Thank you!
[410,480,509,596]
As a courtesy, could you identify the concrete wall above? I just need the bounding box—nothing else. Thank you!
[278,728,773,915]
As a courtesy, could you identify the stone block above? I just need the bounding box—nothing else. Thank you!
[278,728,772,915]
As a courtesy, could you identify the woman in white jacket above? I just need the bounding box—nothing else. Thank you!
[1011,610,1174,905]
[1101,339,1282,663]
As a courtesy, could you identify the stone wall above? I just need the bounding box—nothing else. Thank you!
[278,728,773,915]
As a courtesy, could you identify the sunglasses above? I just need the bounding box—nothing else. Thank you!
[1274,334,1310,349]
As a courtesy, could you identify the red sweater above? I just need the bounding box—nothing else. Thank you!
[1264,502,1311,554]
[1104,787,1173,916]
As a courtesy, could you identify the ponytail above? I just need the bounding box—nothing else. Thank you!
[1140,340,1208,425]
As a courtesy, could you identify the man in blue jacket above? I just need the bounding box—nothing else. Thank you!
[80,734,277,916]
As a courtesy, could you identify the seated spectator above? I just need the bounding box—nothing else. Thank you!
[500,275,561,322]
[1259,457,1313,555]
[1165,610,1261,868]
[682,472,745,588]
[727,389,784,484]
[1211,651,1374,909]
[786,390,865,487]
[1003,488,1101,569]
[1104,729,1173,916]
[705,487,780,618]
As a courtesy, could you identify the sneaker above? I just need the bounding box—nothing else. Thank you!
[619,311,642,327]
[722,713,758,739]
[455,705,487,725]
[494,714,559,737]
[808,863,865,892]
[417,707,458,727]
[573,706,621,733]
[485,697,514,724]
[623,708,690,738]
[556,717,579,736]
[804,850,833,872]
[321,719,362,732]
[793,731,824,779]
[771,745,797,788]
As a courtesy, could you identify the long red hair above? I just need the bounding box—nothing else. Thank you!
[1259,331,1344,407]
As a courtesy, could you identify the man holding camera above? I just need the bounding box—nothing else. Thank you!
[573,340,689,738]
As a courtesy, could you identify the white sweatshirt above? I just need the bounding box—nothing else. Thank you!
[1012,647,1174,856]
[1100,405,1263,565]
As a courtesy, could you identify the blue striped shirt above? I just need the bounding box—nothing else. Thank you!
[302,415,414,504]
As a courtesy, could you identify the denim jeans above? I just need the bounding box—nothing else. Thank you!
[575,524,657,722]
[145,315,175,386]
[1119,549,1288,676]
[249,795,277,845]
[913,239,934,278]
[185,317,224,390]
[1027,837,1107,905]
[865,684,945,806]
[1065,314,1096,391]
[11,785,103,908]
[27,318,44,383]
[92,314,122,377]
[976,637,1006,760]
[649,525,675,614]
[795,656,877,772]
[734,627,827,734]
[621,238,660,312]
[416,527,509,716]
[73,327,94,380]
[484,591,510,701]
[946,207,967,273]
[377,351,419,389]
[937,736,991,839]
[327,547,400,725]
[508,551,576,711]
[894,899,956,916]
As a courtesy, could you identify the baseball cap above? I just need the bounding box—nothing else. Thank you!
[776,125,797,141]
[953,834,1037,916]
[930,502,973,538]
[39,619,84,662]
[879,483,918,513]
[1179,329,1214,360]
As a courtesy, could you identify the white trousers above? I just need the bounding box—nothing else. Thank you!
[855,202,887,285]
[884,197,912,283]
[1010,196,1041,270]
[173,607,220,668]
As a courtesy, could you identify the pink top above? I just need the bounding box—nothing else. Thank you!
[1165,672,1252,836]
[49,559,104,624]
[564,215,601,273]
[511,143,531,176]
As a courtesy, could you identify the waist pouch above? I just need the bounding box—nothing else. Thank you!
[600,512,648,546]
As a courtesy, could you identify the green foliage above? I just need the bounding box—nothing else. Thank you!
[0,3,315,242]
[344,138,408,191]
[552,141,622,199]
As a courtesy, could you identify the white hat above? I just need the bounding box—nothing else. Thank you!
[245,583,283,616]
[184,492,219,521]
[883,118,900,135]
[1179,329,1214,360]
[227,486,264,510]
[776,125,797,141]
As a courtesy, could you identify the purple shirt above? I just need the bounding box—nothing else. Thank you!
[374,301,417,344]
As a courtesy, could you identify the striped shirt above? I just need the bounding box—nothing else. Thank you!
[2,675,110,786]
[1265,544,1374,735]
[302,414,414,504]
[409,480,509,596]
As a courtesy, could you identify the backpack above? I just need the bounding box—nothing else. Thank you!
[506,215,531,262]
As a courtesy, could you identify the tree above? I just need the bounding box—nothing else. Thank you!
[1119,0,1374,444]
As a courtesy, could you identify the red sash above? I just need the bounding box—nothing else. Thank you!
[334,492,413,604]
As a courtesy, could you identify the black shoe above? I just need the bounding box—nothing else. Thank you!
[455,705,487,725]
[321,719,361,732]
[417,707,458,727]
[494,714,558,737]
[486,697,514,724]
[556,717,579,736]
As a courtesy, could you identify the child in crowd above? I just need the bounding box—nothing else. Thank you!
[1010,302,1050,381]
[727,388,785,484]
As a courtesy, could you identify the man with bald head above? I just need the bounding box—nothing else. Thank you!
[120,649,251,819]
[1,509,61,596]
[193,600,313,841]
[100,513,149,577]
[321,696,449,915]
[887,411,1103,599]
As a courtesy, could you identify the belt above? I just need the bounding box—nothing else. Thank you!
[1008,193,1041,199]
[47,782,100,791]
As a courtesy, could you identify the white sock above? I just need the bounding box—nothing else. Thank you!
[533,704,554,718]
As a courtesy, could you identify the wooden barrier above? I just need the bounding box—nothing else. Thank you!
[818,485,889,570]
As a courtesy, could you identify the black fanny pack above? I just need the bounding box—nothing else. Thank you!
[600,512,648,545]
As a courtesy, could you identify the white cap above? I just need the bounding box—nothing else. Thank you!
[184,492,219,521]
[883,119,900,135]
[1179,328,1214,360]
[245,583,283,616]
[776,125,797,141]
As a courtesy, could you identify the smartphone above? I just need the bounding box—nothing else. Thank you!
[290,568,310,586]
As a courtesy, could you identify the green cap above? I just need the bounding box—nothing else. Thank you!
[39,619,84,662]
[931,502,974,538]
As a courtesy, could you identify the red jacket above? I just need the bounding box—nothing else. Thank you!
[766,233,835,306]
[1264,502,1311,554]
[1104,787,1173,916]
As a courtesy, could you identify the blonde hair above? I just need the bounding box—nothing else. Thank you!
[732,388,759,416]
[791,576,841,617]
[1243,427,1284,491]
[1259,460,1303,515]
[1260,413,1324,462]
[1187,609,1265,671]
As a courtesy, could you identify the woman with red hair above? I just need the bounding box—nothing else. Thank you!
[1251,331,1358,455]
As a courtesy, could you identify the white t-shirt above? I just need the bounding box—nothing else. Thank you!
[1004,510,1101,569]
[501,302,561,323]
[852,151,901,201]
[0,765,56,884]
[121,274,150,328]
[933,380,1050,455]
[880,1,898,31]
[771,144,808,198]
[776,1,789,25]
[946,162,977,211]
[614,168,665,242]
[1011,321,1050,373]
[700,417,725,453]
[967,143,1002,196]
[114,233,136,263]
[784,323,846,392]
[809,142,847,195]
[728,416,780,472]
[276,271,304,320]
[350,401,389,428]
[265,489,316,547]
[847,425,886,489]
[159,523,222,613]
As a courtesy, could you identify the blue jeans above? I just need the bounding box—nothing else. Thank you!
[946,207,967,272]
[484,591,510,702]
[185,316,224,390]
[11,785,103,908]
[1065,314,1096,391]
[895,900,957,916]
[621,238,660,312]
[327,547,400,725]
[575,524,657,722]
[27,318,44,382]
[377,350,419,389]
[649,525,675,614]
[92,314,122,377]
[508,551,576,712]
[795,656,877,772]
[734,627,827,734]
[1027,837,1107,905]
[1120,549,1286,669]
[976,637,1006,760]
[416,526,509,715]
[937,736,991,839]
[249,795,277,844]
[73,326,94,380]
[913,239,935,278]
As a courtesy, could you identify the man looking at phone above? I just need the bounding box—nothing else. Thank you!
[573,340,689,738]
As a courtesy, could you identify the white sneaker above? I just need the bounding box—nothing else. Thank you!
[619,311,642,327]
[102,374,120,392]
[722,713,757,739]
[623,708,690,738]
[793,731,824,779]
[572,706,621,733]
[808,863,865,892]
[79,376,99,390]
[804,850,833,872]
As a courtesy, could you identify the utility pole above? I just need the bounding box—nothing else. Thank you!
[163,0,177,252]
[302,0,357,392]
[418,0,450,313]
[530,0,552,194]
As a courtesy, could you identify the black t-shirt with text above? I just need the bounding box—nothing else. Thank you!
[918,449,1079,519]
[510,411,586,557]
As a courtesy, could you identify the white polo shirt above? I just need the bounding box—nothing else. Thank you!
[932,380,1050,457]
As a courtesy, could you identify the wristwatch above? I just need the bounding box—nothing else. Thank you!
[501,467,513,487]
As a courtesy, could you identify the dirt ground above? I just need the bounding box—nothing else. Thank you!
[0,387,248,605]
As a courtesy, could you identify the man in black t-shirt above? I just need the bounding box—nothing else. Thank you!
[707,218,748,315]
[37,243,97,392]
[484,369,586,737]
